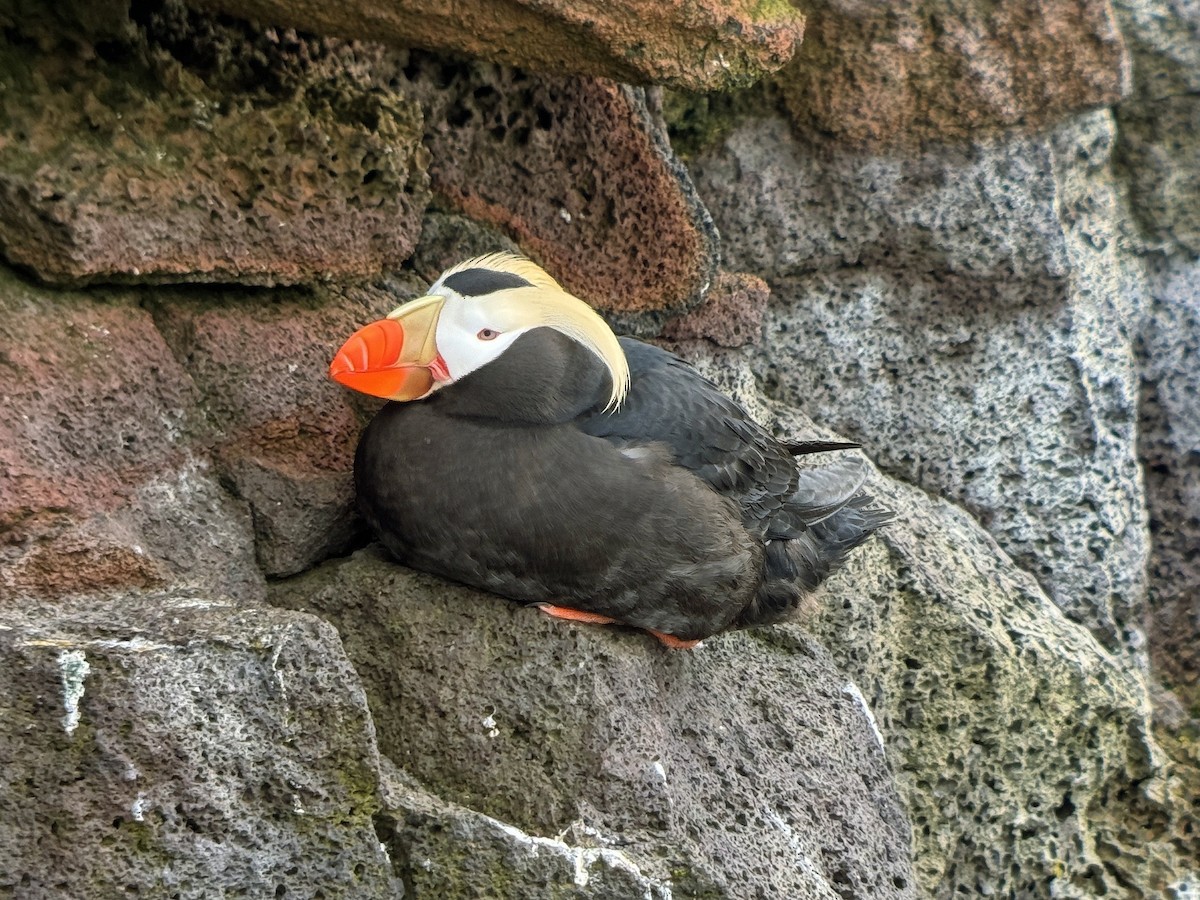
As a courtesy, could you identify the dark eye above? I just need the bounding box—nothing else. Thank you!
[477,328,499,341]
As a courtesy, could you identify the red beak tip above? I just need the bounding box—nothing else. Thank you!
[329,356,352,383]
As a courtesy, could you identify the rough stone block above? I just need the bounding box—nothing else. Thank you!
[378,763,676,899]
[661,270,770,347]
[0,3,429,286]
[271,547,918,899]
[403,53,719,328]
[0,269,264,604]
[777,0,1128,147]
[0,593,400,898]
[690,111,1148,652]
[192,0,804,92]
[150,279,417,578]
[1139,262,1200,702]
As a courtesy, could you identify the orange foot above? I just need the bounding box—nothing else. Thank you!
[534,603,617,626]
[535,603,703,650]
[647,629,703,651]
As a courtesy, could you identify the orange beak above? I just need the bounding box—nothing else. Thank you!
[329,295,447,401]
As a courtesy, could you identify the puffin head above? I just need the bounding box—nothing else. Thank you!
[330,253,629,410]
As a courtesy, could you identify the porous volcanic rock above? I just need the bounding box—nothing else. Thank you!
[777,0,1129,147]
[690,111,1148,652]
[0,592,400,898]
[661,270,770,347]
[1138,263,1200,705]
[0,1,429,286]
[0,268,263,604]
[1113,0,1200,257]
[189,0,804,92]
[404,53,719,327]
[377,762,677,899]
[149,277,423,578]
[272,546,918,900]
[1116,0,1200,729]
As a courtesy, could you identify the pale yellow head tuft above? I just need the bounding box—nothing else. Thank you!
[434,253,630,410]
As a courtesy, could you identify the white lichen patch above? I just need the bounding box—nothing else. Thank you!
[58,649,90,736]
[86,637,174,653]
[131,793,149,822]
[842,681,885,751]
[481,711,499,738]
[1170,876,1200,900]
[489,816,669,898]
[762,807,828,887]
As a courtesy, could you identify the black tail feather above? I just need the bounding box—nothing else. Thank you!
[781,439,862,456]
[741,492,893,628]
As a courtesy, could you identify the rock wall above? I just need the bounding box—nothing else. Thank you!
[1,0,1197,897]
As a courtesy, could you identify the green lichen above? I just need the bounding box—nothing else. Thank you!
[749,0,801,23]
[661,81,784,161]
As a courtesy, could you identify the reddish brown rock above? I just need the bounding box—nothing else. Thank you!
[778,0,1129,147]
[404,55,718,322]
[7,530,166,598]
[661,271,769,347]
[192,0,803,92]
[0,269,263,604]
[150,280,414,577]
[0,279,198,532]
[0,6,429,286]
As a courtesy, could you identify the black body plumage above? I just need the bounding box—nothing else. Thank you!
[355,330,891,641]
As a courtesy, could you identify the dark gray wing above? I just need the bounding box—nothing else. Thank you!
[578,338,860,539]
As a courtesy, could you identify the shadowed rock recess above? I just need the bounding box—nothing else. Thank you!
[2,0,1199,897]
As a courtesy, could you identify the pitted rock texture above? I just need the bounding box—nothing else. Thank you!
[0,269,263,604]
[1113,0,1200,256]
[690,112,1148,651]
[777,0,1129,147]
[271,546,918,900]
[0,593,400,898]
[1139,263,1200,703]
[403,52,719,327]
[1116,0,1200,731]
[149,278,420,577]
[0,2,429,286]
[378,763,677,899]
[406,211,523,287]
[661,270,770,348]
[806,472,1193,897]
[192,0,804,92]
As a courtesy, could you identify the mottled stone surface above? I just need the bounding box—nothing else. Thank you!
[1113,0,1200,256]
[690,112,1148,650]
[661,270,770,347]
[1116,0,1200,737]
[0,2,429,286]
[149,279,417,577]
[404,54,719,327]
[778,0,1129,147]
[809,471,1190,897]
[0,593,400,898]
[378,762,677,899]
[1139,263,1200,702]
[192,0,804,92]
[272,546,917,900]
[0,269,264,604]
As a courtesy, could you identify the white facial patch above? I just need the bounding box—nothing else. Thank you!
[432,290,531,386]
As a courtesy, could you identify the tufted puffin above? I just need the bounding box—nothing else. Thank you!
[330,253,891,649]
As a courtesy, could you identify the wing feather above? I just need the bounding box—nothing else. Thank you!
[578,338,859,539]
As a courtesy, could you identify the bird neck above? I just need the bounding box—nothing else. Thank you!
[428,327,612,425]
